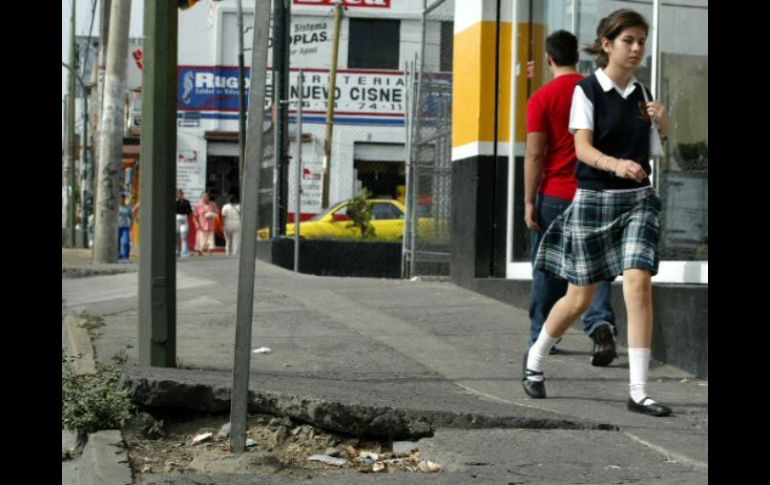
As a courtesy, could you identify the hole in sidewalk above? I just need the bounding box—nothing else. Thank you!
[123,409,442,479]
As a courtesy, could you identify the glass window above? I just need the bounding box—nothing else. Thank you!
[514,0,579,262]
[657,0,708,260]
[348,19,400,70]
[331,205,351,221]
[371,203,404,220]
[509,1,707,276]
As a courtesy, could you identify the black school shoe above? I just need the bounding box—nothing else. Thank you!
[521,349,546,398]
[590,324,617,367]
[627,397,672,417]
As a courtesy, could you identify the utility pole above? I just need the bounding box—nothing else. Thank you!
[94,0,132,263]
[294,70,303,272]
[93,0,112,207]
[81,84,90,249]
[138,1,177,368]
[67,0,77,246]
[230,0,271,454]
[62,62,91,249]
[99,0,113,83]
[63,95,69,243]
[322,0,343,209]
[237,0,247,198]
[271,0,291,237]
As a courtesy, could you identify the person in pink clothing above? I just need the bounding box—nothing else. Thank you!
[193,191,219,256]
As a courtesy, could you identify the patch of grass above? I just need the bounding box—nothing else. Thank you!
[62,352,135,437]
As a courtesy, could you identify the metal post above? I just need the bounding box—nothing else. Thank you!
[650,0,661,187]
[409,0,429,278]
[272,0,291,237]
[230,0,271,455]
[400,62,412,279]
[236,0,247,197]
[279,1,292,236]
[322,0,343,209]
[138,0,176,368]
[294,70,303,272]
[68,0,77,247]
[409,53,421,279]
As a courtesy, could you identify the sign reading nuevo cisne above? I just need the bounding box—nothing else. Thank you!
[293,0,391,7]
[177,66,405,124]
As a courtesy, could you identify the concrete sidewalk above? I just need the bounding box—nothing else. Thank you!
[62,250,707,483]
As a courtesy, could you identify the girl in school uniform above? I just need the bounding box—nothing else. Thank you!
[523,9,672,417]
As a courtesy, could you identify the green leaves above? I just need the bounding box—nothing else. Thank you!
[62,353,135,437]
[346,188,377,239]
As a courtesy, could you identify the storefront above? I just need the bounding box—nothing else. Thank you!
[449,0,708,376]
[175,0,452,231]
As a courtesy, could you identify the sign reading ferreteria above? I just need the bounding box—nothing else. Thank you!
[293,0,391,7]
[177,66,405,123]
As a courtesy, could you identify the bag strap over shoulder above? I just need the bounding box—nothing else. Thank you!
[637,82,659,130]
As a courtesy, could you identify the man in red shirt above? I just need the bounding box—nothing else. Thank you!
[524,30,616,369]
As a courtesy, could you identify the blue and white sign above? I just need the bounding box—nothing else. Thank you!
[178,66,253,113]
[177,66,409,126]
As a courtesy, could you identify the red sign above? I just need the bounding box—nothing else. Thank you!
[293,0,391,7]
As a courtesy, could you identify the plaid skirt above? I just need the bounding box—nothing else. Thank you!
[533,186,662,286]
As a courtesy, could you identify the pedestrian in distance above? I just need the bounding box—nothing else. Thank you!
[193,191,219,256]
[221,194,242,256]
[524,9,673,417]
[117,194,133,262]
[175,189,193,257]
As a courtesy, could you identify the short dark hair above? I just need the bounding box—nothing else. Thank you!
[546,30,579,67]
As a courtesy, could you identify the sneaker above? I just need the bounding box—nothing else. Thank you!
[590,324,617,367]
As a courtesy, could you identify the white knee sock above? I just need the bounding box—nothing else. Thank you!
[526,327,559,381]
[628,348,657,404]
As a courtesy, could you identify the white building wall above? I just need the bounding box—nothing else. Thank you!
[175,0,449,215]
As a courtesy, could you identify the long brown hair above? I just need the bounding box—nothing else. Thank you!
[583,9,649,68]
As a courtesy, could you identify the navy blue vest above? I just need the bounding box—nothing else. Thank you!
[576,74,652,190]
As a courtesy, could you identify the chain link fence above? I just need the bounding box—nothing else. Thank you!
[402,0,454,278]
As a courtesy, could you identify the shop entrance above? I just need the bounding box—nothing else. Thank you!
[206,155,239,247]
[354,160,405,201]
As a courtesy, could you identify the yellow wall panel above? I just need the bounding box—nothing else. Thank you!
[452,21,499,147]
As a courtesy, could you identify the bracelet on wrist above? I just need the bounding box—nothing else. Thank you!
[593,154,606,170]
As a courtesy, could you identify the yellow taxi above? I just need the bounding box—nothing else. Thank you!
[258,198,446,242]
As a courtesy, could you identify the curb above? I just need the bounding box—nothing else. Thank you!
[77,430,133,485]
[65,315,97,375]
[62,430,82,461]
[125,368,619,439]
[62,265,138,278]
